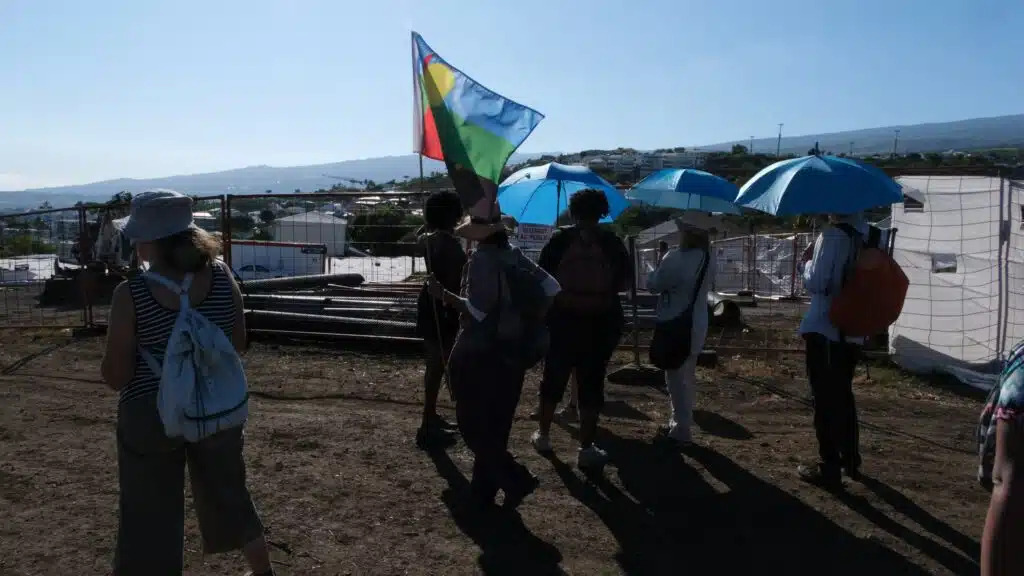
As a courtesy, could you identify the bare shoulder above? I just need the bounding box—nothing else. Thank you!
[111,278,133,303]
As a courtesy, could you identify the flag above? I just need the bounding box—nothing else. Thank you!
[411,31,544,221]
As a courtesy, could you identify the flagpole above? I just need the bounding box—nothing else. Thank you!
[412,33,454,404]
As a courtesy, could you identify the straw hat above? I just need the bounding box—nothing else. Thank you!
[121,189,197,242]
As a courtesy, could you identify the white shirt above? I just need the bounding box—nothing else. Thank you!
[798,215,885,344]
[647,247,715,356]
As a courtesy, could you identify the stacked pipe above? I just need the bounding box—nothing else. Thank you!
[239,270,741,344]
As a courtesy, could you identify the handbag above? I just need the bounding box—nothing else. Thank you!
[648,249,709,370]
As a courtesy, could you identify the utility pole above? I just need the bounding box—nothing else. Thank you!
[892,129,900,157]
[749,136,754,154]
[776,123,784,157]
[849,141,854,156]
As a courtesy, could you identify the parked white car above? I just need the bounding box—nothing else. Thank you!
[236,264,282,281]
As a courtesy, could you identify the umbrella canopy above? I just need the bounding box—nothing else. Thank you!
[734,154,903,216]
[498,162,629,225]
[626,168,741,214]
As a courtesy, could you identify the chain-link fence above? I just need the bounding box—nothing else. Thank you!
[625,229,816,357]
[0,206,88,328]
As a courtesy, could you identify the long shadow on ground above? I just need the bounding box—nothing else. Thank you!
[427,447,564,576]
[546,420,939,575]
[835,476,979,574]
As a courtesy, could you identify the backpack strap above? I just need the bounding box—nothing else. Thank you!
[136,271,195,374]
[867,226,881,249]
[686,249,710,313]
[144,271,195,310]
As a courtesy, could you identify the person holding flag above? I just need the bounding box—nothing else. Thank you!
[411,32,548,509]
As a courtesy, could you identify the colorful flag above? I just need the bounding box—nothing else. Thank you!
[411,32,544,221]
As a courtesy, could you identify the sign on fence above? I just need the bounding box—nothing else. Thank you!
[514,223,555,251]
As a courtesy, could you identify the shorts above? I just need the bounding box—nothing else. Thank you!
[539,310,622,411]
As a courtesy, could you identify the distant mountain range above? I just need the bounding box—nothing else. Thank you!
[0,153,539,210]
[701,113,1024,156]
[1,113,1021,210]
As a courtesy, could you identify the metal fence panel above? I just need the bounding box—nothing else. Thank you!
[225,192,430,341]
[0,206,88,328]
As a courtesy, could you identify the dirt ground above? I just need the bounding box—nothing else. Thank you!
[0,329,989,575]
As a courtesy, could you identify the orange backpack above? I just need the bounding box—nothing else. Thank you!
[828,225,909,338]
[555,230,615,313]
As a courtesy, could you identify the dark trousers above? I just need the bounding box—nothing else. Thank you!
[804,333,861,472]
[114,396,264,575]
[540,310,621,411]
[454,361,532,501]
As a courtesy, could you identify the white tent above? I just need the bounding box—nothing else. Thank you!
[889,175,1024,388]
[272,211,348,256]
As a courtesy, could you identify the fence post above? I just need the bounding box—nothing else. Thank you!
[77,206,90,328]
[789,234,799,298]
[628,235,640,367]
[223,195,233,269]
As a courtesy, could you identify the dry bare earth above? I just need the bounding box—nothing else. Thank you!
[0,330,988,575]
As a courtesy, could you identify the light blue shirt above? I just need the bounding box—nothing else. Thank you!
[798,215,872,344]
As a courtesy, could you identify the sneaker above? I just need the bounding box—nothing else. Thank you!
[654,427,692,450]
[577,445,609,469]
[530,430,553,454]
[555,404,579,422]
[797,462,843,490]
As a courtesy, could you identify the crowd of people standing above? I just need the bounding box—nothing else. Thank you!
[98,188,1024,574]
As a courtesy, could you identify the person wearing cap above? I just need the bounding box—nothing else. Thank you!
[427,212,560,510]
[646,221,716,447]
[100,190,275,576]
[797,212,870,489]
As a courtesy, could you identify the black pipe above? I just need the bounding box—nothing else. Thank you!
[243,273,365,292]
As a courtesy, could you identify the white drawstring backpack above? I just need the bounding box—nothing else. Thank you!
[137,271,249,442]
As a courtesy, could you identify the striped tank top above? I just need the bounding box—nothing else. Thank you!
[120,264,236,404]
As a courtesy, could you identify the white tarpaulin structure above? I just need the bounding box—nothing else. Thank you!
[889,175,1024,390]
[634,232,814,297]
[272,212,348,256]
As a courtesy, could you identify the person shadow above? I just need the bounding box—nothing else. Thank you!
[693,409,754,440]
[426,446,565,576]
[834,475,980,574]
[546,420,940,575]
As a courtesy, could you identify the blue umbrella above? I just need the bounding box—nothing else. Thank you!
[626,168,741,214]
[734,154,903,216]
[498,162,629,225]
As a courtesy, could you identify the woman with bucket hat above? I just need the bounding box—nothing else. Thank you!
[100,190,275,576]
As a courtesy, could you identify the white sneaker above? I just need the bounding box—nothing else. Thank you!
[555,404,579,422]
[531,430,553,454]
[577,445,609,469]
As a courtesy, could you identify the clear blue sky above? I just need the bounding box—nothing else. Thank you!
[1,0,1021,189]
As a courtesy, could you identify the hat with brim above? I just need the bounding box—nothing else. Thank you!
[455,215,517,241]
[121,189,198,242]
